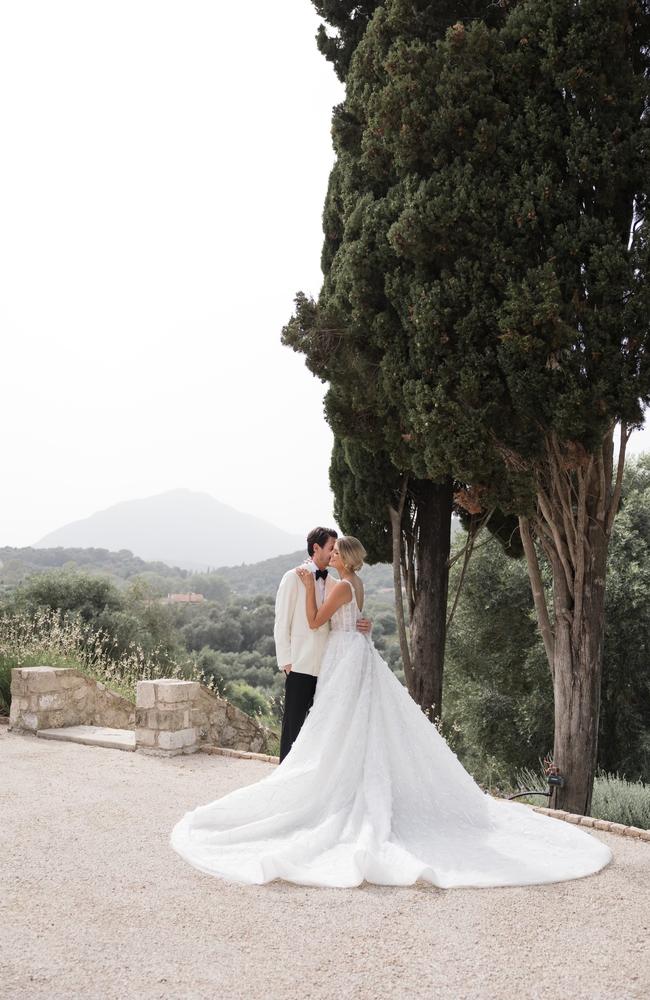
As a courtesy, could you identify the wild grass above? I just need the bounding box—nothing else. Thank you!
[0,608,217,714]
[0,610,280,743]
[514,764,650,829]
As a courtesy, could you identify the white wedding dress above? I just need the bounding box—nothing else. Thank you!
[170,581,612,888]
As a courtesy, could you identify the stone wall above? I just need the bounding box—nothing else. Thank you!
[8,667,275,759]
[9,666,135,732]
[135,679,274,757]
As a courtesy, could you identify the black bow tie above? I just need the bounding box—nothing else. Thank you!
[315,569,329,581]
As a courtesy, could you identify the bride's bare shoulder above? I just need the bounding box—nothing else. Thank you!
[332,579,354,601]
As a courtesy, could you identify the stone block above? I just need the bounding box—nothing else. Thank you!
[10,672,26,696]
[593,819,611,831]
[155,707,189,731]
[136,681,156,709]
[135,727,157,748]
[73,685,89,701]
[158,728,197,751]
[39,693,67,711]
[135,708,148,727]
[156,680,199,704]
[23,668,61,693]
[41,710,67,729]
[220,725,238,746]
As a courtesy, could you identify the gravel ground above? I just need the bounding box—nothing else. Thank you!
[1,726,649,1000]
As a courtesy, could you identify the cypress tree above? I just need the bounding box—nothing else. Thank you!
[311,1,384,81]
[292,0,649,813]
[285,3,493,717]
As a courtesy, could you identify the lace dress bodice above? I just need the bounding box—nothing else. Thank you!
[330,579,360,633]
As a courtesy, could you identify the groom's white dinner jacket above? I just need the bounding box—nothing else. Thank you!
[274,561,336,677]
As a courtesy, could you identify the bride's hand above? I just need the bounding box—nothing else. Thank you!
[295,567,314,588]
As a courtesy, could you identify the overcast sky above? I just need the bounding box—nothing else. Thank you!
[1,1,649,549]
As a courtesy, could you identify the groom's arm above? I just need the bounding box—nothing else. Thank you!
[274,571,299,672]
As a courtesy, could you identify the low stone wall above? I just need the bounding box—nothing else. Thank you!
[9,666,135,732]
[8,668,275,759]
[135,679,274,757]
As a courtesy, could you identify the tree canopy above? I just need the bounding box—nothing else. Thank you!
[287,0,650,812]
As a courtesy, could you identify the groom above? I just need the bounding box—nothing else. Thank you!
[274,526,371,762]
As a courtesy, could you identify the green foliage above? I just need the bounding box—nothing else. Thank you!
[3,571,182,666]
[0,545,190,589]
[289,0,650,516]
[598,454,650,780]
[224,681,273,721]
[515,766,650,830]
[445,454,650,786]
[0,609,206,707]
[311,1,383,82]
[329,438,396,564]
[444,532,554,788]
[591,772,650,830]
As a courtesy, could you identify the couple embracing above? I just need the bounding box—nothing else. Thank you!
[274,526,371,762]
[171,525,611,889]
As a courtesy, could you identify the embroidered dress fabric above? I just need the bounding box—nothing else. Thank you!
[170,581,612,888]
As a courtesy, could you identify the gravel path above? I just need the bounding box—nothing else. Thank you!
[2,727,649,1000]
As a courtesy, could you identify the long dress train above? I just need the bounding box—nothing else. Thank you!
[170,582,612,888]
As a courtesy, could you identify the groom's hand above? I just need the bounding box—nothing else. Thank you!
[283,665,292,674]
[356,618,372,634]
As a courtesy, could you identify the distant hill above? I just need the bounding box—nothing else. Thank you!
[0,545,190,593]
[0,544,395,600]
[33,489,305,570]
[2,515,463,601]
[213,549,396,599]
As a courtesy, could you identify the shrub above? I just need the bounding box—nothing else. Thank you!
[0,609,215,706]
[513,765,650,829]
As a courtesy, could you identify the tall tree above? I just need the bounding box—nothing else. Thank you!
[329,436,454,715]
[286,2,500,717]
[318,0,649,813]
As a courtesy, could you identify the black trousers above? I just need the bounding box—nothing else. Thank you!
[279,670,317,763]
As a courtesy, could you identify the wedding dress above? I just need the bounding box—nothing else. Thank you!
[170,580,612,888]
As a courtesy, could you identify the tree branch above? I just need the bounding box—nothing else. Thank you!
[536,480,575,600]
[520,515,555,677]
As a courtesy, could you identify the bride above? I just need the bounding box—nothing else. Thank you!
[170,535,612,888]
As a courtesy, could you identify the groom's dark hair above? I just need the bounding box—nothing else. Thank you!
[307,526,338,557]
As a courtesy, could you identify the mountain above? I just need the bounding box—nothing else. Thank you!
[33,489,306,570]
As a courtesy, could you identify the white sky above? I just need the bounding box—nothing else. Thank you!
[1,1,648,549]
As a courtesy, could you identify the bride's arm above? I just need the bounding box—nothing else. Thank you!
[295,571,352,629]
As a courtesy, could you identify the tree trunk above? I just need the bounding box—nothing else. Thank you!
[409,478,454,720]
[517,425,628,814]
[389,482,414,694]
[549,518,608,813]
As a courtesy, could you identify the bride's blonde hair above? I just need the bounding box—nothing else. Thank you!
[337,536,367,573]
